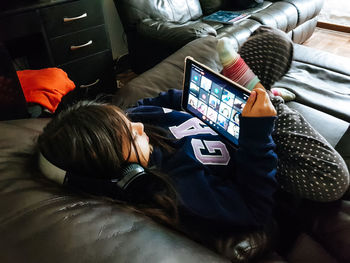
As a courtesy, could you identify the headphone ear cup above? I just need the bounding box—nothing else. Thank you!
[116,163,147,190]
[118,163,159,203]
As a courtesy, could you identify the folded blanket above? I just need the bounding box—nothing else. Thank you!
[17,68,75,113]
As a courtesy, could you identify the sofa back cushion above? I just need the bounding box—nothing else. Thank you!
[199,0,226,14]
[199,0,264,15]
[115,0,203,31]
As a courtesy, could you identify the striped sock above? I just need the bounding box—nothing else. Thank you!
[271,87,296,101]
[217,37,260,91]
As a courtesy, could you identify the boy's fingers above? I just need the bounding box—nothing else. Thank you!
[255,88,277,116]
[244,90,256,113]
[255,88,271,105]
[253,87,267,99]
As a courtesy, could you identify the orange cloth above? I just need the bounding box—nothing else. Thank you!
[17,68,75,113]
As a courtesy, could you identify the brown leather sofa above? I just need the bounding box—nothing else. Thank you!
[114,0,324,73]
[1,35,350,262]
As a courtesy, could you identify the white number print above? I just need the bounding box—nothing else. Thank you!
[191,139,230,165]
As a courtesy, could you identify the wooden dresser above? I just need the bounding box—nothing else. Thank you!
[0,0,116,102]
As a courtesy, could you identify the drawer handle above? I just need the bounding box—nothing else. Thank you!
[80,79,100,88]
[63,13,87,23]
[70,40,93,50]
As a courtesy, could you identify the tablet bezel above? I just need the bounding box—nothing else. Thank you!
[181,56,251,148]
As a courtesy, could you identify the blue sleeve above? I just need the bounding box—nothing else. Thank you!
[234,116,278,225]
[175,116,278,228]
[137,89,183,111]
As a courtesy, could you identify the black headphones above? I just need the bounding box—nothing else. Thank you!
[38,153,156,202]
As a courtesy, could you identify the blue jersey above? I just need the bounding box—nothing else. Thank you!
[126,89,277,230]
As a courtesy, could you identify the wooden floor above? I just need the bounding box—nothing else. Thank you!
[303,27,350,58]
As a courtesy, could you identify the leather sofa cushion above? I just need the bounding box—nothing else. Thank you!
[199,0,265,15]
[275,44,350,122]
[287,233,337,262]
[283,0,324,26]
[138,19,217,49]
[292,200,350,263]
[310,200,350,263]
[216,19,262,48]
[291,16,318,43]
[249,1,298,32]
[286,101,349,148]
[336,126,350,170]
[113,37,222,108]
[116,0,203,30]
[0,119,230,263]
[199,0,227,15]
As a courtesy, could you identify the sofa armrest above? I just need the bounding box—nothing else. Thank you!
[137,18,217,50]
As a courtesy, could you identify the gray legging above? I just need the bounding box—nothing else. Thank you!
[271,96,349,202]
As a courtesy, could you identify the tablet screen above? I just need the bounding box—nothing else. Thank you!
[182,57,250,147]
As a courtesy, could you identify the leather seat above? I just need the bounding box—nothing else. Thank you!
[1,35,350,263]
[114,0,325,73]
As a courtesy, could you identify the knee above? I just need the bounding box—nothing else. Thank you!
[304,149,349,202]
[277,161,349,202]
[315,163,349,202]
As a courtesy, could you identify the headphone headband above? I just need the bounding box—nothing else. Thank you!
[38,152,66,185]
[38,152,149,201]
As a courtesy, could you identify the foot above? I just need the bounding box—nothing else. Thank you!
[239,26,294,90]
[217,37,260,91]
[271,87,296,102]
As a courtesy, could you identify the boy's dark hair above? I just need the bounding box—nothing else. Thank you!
[37,101,179,228]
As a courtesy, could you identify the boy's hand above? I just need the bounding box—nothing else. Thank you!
[242,87,277,117]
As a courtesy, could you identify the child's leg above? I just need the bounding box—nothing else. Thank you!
[217,26,296,101]
[218,26,349,201]
[271,96,349,201]
[239,26,293,90]
[216,38,260,91]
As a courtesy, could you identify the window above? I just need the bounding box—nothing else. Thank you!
[318,0,350,27]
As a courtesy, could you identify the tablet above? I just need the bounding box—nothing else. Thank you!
[182,56,251,147]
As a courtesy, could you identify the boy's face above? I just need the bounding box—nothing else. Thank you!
[117,111,151,167]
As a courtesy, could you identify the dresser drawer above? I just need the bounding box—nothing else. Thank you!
[50,25,108,65]
[60,50,116,95]
[0,11,41,41]
[40,0,103,38]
